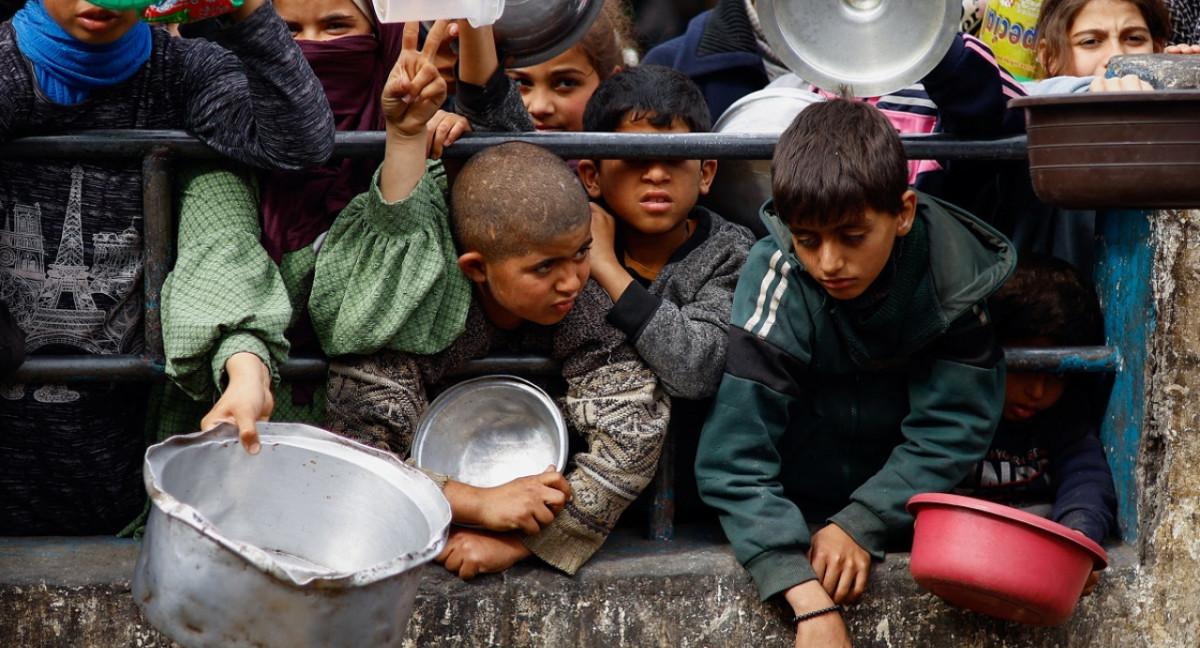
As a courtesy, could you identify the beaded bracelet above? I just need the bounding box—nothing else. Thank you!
[792,604,843,625]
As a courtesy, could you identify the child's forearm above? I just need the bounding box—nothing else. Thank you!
[379,127,429,203]
[456,23,500,87]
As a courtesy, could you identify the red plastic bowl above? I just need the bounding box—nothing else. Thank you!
[906,493,1107,626]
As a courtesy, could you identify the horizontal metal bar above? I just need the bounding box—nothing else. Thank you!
[0,130,1029,161]
[1003,346,1120,372]
[12,356,166,382]
[15,346,1114,383]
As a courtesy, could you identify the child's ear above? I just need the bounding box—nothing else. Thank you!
[1036,40,1053,78]
[576,160,605,199]
[697,159,718,196]
[895,190,918,237]
[457,251,488,283]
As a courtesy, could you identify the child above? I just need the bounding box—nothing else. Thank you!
[576,65,755,523]
[506,0,634,132]
[578,65,753,401]
[956,253,1116,593]
[694,97,1014,646]
[0,0,333,535]
[158,14,519,449]
[323,138,670,579]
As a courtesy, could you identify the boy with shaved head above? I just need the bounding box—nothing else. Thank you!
[326,141,671,579]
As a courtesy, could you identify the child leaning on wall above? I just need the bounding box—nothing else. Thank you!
[506,0,635,133]
[156,15,527,451]
[694,97,1014,647]
[956,253,1116,595]
[323,139,670,579]
[0,0,333,536]
[576,64,755,520]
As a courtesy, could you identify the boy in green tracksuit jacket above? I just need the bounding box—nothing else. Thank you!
[695,97,1014,646]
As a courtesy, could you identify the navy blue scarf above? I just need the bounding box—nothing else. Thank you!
[12,0,151,105]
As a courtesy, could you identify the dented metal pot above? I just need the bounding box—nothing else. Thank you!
[133,423,450,648]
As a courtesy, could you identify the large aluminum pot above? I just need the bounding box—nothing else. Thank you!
[133,422,450,648]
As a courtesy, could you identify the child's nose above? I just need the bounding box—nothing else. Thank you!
[1025,375,1046,399]
[556,266,582,294]
[642,162,670,183]
[526,88,554,117]
[818,243,843,274]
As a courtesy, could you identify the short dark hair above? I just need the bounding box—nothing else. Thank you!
[988,253,1104,346]
[1035,0,1171,78]
[450,142,590,261]
[771,97,908,229]
[582,64,712,134]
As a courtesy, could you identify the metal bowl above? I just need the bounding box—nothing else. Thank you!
[701,86,825,237]
[758,0,959,97]
[133,423,450,648]
[412,375,569,487]
[495,0,606,67]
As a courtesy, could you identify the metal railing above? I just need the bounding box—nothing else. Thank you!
[3,129,1128,541]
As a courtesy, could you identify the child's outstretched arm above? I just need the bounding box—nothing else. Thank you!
[452,20,535,132]
[379,20,450,202]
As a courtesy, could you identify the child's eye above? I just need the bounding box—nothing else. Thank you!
[284,21,301,34]
[794,237,818,249]
[510,75,533,89]
[1077,37,1101,47]
[554,78,582,91]
[842,233,866,245]
[574,245,591,261]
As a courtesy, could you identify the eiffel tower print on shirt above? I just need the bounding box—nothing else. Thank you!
[0,164,143,354]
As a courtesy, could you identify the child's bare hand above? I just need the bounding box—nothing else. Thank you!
[445,466,572,534]
[1165,43,1200,55]
[436,528,532,579]
[383,20,450,138]
[808,524,871,605]
[202,352,274,454]
[588,203,619,265]
[426,110,470,159]
[1089,74,1154,93]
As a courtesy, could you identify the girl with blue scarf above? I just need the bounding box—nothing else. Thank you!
[0,0,334,536]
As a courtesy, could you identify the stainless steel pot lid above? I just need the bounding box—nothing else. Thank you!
[758,0,959,97]
[412,375,569,487]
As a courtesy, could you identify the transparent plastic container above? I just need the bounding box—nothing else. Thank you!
[370,0,504,26]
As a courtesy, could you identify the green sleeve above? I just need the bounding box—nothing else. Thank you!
[308,160,471,357]
[161,164,292,400]
[694,241,821,601]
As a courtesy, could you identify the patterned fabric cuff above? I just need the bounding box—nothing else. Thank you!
[521,513,607,575]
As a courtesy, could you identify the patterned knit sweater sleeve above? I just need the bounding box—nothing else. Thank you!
[172,1,334,170]
[522,281,672,574]
[453,64,535,132]
[161,163,292,400]
[308,161,472,357]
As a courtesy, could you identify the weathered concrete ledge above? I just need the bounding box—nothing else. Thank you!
[0,529,1144,647]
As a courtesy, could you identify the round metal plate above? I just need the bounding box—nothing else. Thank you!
[759,0,959,97]
[412,375,569,488]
